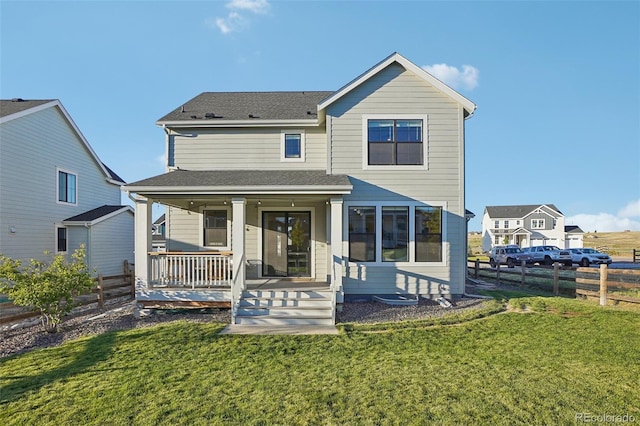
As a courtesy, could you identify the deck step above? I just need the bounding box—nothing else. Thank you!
[234,316,335,326]
[239,297,331,308]
[241,290,332,300]
[237,307,332,317]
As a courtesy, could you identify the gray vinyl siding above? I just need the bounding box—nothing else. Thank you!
[0,106,122,264]
[171,127,327,170]
[87,212,134,276]
[327,63,466,295]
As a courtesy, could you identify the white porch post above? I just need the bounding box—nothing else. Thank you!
[232,198,246,285]
[134,196,152,287]
[330,197,344,302]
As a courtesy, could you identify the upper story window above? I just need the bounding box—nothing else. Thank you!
[531,219,545,229]
[367,119,423,165]
[57,168,77,205]
[281,130,305,162]
[494,220,500,229]
[504,220,509,229]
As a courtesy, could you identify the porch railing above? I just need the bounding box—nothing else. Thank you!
[149,252,232,289]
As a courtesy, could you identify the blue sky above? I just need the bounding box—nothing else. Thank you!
[1,0,639,232]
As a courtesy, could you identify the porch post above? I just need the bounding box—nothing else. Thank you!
[232,198,246,285]
[134,196,152,287]
[330,197,344,302]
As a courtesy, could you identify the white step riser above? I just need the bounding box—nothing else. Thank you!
[235,316,335,326]
[240,299,331,308]
[242,291,332,300]
[237,308,332,317]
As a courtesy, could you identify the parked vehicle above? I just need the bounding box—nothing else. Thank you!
[521,245,572,266]
[567,248,612,267]
[489,246,531,268]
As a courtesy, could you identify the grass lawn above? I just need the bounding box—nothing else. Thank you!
[1,298,639,425]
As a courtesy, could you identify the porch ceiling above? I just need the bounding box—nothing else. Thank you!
[125,169,352,197]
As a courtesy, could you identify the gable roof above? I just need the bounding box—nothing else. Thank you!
[157,91,333,127]
[63,205,133,226]
[565,225,584,234]
[0,98,126,185]
[485,204,563,219]
[125,169,352,195]
[318,52,476,117]
[153,214,166,225]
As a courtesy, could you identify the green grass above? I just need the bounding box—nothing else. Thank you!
[1,298,639,425]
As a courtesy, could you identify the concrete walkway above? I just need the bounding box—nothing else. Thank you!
[219,324,339,335]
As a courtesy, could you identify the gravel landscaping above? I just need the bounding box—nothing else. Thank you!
[1,295,488,358]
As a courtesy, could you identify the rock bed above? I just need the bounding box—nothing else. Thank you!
[1,296,488,358]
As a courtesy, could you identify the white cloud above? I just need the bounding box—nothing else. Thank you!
[422,63,479,91]
[566,200,640,232]
[226,0,270,14]
[212,0,270,35]
[156,153,166,166]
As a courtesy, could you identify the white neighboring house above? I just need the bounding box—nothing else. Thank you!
[125,52,477,325]
[481,204,584,252]
[0,99,134,276]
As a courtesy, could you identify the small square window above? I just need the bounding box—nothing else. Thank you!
[281,131,305,162]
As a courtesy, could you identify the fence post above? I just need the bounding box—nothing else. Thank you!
[520,260,526,289]
[97,274,104,310]
[474,258,479,279]
[599,264,608,306]
[130,270,136,300]
[124,260,130,274]
[553,263,560,296]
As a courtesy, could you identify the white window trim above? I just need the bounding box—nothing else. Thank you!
[56,167,78,206]
[55,224,68,254]
[198,206,232,251]
[344,201,447,266]
[362,114,428,171]
[280,130,306,162]
[532,219,545,229]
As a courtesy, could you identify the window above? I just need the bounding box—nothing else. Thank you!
[504,220,509,229]
[348,207,376,262]
[367,119,423,165]
[531,219,545,229]
[281,131,305,162]
[347,203,444,263]
[203,210,228,247]
[382,207,408,262]
[57,169,77,204]
[495,235,500,245]
[415,206,442,262]
[56,226,67,253]
[494,220,500,229]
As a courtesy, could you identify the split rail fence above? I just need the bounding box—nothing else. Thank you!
[0,261,135,326]
[468,260,640,304]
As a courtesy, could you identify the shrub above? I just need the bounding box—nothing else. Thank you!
[0,247,94,333]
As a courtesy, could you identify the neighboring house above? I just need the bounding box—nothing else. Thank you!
[481,204,584,252]
[152,214,166,252]
[0,99,134,276]
[125,52,476,325]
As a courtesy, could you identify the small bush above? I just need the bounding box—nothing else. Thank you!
[0,247,94,333]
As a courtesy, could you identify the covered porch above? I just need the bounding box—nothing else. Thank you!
[125,169,352,324]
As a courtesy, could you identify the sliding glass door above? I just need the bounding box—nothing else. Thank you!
[262,211,311,277]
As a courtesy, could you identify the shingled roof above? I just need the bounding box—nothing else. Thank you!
[63,205,132,224]
[485,204,562,219]
[0,99,55,118]
[157,91,334,123]
[126,169,352,194]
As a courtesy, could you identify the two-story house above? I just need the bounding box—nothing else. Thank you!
[481,204,584,252]
[0,99,134,276]
[125,53,476,325]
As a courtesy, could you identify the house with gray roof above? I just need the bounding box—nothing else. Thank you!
[0,99,134,276]
[125,52,477,325]
[481,204,584,252]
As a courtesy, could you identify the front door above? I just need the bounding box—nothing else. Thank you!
[262,211,311,277]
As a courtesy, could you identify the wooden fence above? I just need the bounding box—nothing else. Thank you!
[0,263,135,326]
[468,259,576,296]
[576,264,640,305]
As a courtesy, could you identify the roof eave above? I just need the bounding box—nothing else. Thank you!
[157,119,320,128]
[125,185,353,195]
